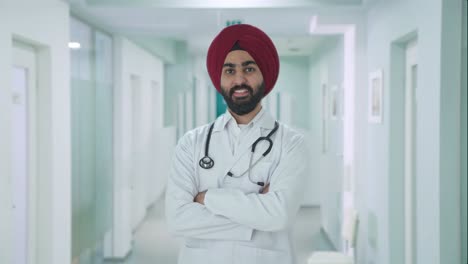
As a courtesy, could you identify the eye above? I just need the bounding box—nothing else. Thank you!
[224,68,235,75]
[244,67,255,73]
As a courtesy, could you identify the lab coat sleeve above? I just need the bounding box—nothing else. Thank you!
[203,133,308,232]
[165,132,253,240]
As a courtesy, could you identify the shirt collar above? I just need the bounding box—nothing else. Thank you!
[213,106,276,132]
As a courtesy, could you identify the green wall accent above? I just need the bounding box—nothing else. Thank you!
[388,41,407,264]
[460,2,467,263]
[439,1,463,263]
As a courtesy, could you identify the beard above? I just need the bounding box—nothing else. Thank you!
[220,82,265,116]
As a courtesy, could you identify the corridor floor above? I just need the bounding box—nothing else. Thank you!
[103,199,334,264]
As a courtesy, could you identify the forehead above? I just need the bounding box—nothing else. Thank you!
[224,50,256,64]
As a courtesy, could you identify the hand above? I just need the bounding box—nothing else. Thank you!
[194,190,207,205]
[260,183,270,194]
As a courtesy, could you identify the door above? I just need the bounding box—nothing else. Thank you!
[404,39,418,264]
[11,42,38,264]
[147,81,161,205]
[130,74,145,231]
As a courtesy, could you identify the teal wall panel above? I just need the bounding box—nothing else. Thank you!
[216,92,227,117]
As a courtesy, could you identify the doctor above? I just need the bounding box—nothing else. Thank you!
[165,24,308,264]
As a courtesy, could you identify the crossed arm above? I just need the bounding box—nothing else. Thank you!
[165,131,307,240]
[193,183,270,204]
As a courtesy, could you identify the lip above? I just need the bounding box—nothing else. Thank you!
[230,86,252,98]
[233,89,249,97]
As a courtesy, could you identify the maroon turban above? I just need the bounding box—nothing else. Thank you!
[206,24,280,96]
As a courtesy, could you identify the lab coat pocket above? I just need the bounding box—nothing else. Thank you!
[179,245,210,264]
[255,247,289,264]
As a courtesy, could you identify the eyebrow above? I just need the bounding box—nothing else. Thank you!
[222,60,257,68]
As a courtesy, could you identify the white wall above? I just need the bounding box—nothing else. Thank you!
[192,55,212,127]
[276,56,310,129]
[308,38,345,246]
[365,0,463,263]
[269,56,318,206]
[111,36,168,258]
[164,42,193,128]
[0,2,71,264]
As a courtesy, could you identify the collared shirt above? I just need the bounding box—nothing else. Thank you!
[222,107,267,156]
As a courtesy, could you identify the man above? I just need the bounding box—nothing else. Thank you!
[165,24,307,264]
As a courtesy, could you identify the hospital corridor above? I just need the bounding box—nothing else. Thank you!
[0,0,466,264]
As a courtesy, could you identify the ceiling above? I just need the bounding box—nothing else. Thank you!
[68,0,372,59]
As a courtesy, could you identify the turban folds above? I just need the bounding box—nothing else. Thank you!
[206,24,280,96]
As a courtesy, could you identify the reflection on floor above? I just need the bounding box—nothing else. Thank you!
[103,199,335,264]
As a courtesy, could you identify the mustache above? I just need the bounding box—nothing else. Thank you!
[229,85,253,97]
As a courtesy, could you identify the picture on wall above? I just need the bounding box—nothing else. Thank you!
[368,69,383,123]
[330,84,339,120]
[340,82,345,120]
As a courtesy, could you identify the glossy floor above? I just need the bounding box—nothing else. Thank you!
[101,199,334,264]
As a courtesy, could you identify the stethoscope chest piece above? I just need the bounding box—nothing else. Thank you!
[199,156,214,169]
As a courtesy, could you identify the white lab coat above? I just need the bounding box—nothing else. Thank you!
[165,109,308,264]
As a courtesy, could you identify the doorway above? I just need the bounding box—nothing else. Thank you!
[130,74,145,231]
[404,39,418,264]
[11,41,38,264]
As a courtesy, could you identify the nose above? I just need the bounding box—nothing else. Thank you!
[232,70,247,86]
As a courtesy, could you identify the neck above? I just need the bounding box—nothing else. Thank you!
[229,104,262,125]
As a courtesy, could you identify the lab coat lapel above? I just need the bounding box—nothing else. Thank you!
[227,109,277,172]
[214,109,276,181]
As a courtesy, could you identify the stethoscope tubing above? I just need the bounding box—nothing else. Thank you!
[199,120,279,186]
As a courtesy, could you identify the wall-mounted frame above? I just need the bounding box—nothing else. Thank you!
[330,84,339,121]
[368,69,384,123]
[340,82,345,121]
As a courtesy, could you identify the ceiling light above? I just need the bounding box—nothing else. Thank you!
[68,42,81,49]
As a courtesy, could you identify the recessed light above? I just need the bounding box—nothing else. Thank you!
[68,42,81,49]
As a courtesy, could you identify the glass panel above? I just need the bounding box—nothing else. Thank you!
[70,16,114,263]
[94,31,114,248]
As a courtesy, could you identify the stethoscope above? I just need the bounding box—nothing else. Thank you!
[199,120,279,187]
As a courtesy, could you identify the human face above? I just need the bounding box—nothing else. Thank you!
[220,50,265,115]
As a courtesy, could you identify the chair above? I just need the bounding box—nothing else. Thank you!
[307,208,358,264]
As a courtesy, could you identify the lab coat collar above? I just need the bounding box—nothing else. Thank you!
[212,105,276,133]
